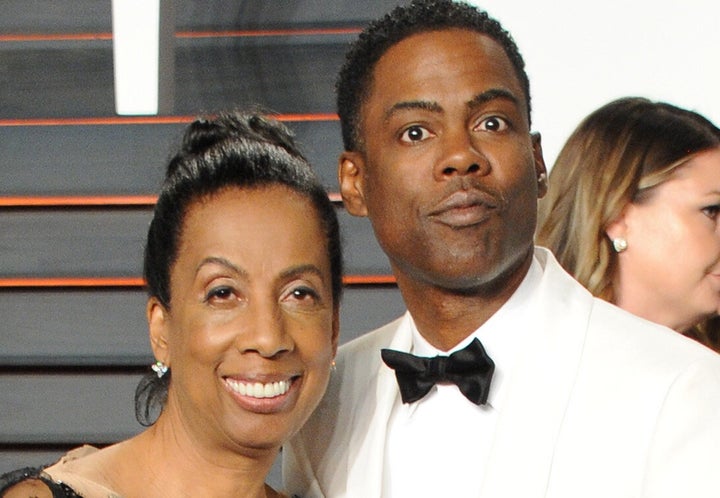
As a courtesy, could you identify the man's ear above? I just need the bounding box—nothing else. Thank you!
[147,297,171,366]
[338,151,368,217]
[531,132,548,199]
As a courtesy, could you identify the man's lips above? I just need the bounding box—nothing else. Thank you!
[428,190,499,227]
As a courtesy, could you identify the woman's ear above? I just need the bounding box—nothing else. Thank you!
[605,205,630,242]
[605,218,626,242]
[331,306,340,357]
[338,151,369,217]
[147,297,170,366]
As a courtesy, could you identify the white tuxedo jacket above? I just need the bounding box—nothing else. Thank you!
[284,248,720,497]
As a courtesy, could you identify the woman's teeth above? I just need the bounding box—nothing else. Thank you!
[225,378,291,398]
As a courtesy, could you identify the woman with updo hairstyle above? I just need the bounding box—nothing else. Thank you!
[537,97,720,352]
[1,111,342,498]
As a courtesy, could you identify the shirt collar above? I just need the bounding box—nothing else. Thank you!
[404,255,544,411]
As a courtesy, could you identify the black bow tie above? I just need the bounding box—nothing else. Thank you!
[381,338,494,405]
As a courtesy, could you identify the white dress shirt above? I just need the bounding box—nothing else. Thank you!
[382,258,543,497]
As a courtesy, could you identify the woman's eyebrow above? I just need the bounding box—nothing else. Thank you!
[195,256,247,277]
[279,264,325,281]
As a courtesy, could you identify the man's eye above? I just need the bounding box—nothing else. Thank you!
[477,116,508,132]
[400,125,432,143]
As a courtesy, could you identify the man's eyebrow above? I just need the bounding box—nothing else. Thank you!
[383,88,521,122]
[384,100,442,121]
[467,88,520,110]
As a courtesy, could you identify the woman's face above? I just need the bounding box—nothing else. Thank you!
[149,185,338,455]
[610,147,720,332]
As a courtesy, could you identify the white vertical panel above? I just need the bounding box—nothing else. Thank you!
[111,0,161,115]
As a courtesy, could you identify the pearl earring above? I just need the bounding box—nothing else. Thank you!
[612,238,628,253]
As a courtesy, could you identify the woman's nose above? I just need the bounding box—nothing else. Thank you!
[237,302,293,358]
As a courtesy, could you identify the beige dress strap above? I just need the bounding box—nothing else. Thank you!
[44,445,289,498]
[44,446,123,498]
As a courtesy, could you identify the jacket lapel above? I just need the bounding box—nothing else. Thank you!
[479,250,593,497]
[345,316,412,497]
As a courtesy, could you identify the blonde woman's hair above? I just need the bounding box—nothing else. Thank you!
[536,97,720,349]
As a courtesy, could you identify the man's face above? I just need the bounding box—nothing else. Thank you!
[340,28,546,293]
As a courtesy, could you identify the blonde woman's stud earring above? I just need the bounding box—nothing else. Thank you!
[613,238,628,253]
[151,361,168,378]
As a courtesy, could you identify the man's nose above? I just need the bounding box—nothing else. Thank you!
[435,130,490,179]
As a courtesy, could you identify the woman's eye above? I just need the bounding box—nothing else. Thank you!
[476,116,509,132]
[206,286,234,302]
[400,125,432,143]
[283,286,322,308]
[290,287,319,301]
[702,204,720,220]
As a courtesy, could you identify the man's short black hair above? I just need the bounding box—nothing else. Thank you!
[336,0,531,151]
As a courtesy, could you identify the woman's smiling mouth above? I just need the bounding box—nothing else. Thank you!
[224,378,293,399]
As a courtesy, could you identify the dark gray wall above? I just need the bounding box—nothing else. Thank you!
[0,0,407,485]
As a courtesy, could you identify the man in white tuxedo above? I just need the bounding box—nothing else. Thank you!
[283,1,720,496]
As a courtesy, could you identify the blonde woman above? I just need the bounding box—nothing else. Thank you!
[537,97,720,351]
